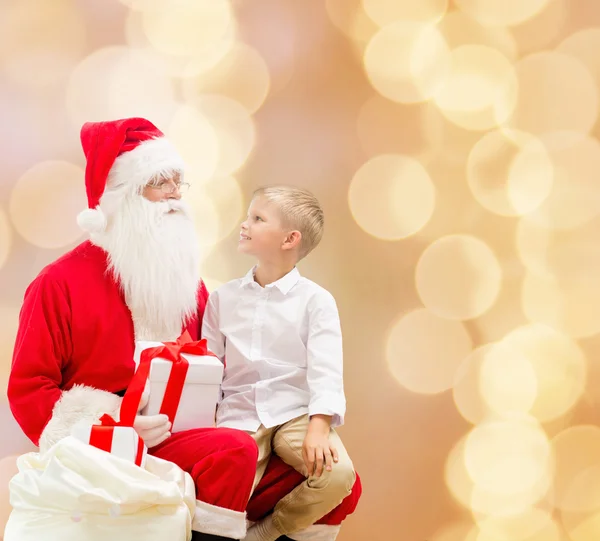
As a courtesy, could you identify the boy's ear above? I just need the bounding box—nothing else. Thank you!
[282,230,302,251]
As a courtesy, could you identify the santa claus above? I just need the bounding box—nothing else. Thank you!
[7,118,360,541]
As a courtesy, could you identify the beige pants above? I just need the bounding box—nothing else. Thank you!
[249,415,356,535]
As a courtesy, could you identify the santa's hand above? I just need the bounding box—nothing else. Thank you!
[133,414,171,448]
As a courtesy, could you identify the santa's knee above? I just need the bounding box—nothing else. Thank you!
[213,428,258,473]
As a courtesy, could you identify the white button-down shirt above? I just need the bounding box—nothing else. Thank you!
[201,266,346,432]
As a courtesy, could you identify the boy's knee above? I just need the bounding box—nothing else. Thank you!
[311,462,355,499]
[331,462,356,497]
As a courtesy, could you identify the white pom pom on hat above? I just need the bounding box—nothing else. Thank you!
[76,207,107,234]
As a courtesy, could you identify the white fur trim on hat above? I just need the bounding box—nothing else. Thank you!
[192,499,247,539]
[288,524,342,541]
[107,136,185,191]
[77,207,107,233]
[39,384,122,454]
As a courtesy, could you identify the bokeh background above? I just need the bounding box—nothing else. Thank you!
[3,0,600,539]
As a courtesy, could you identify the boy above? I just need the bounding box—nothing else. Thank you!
[202,186,356,541]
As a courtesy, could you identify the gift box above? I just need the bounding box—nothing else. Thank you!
[134,336,223,433]
[71,415,147,468]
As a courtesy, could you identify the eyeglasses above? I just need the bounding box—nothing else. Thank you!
[148,182,190,194]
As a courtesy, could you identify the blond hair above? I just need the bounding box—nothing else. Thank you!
[253,185,324,259]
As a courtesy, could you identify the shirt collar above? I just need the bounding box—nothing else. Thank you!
[240,266,301,295]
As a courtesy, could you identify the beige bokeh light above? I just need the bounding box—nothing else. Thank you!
[9,161,85,250]
[0,455,19,539]
[479,341,538,419]
[66,46,177,129]
[437,10,518,62]
[140,0,233,58]
[551,425,600,513]
[0,209,11,271]
[187,188,220,266]
[189,95,256,177]
[467,129,553,217]
[445,431,552,517]
[521,270,600,339]
[348,154,436,240]
[362,0,449,26]
[415,235,502,320]
[501,324,587,423]
[202,277,226,294]
[505,52,598,136]
[0,304,20,404]
[356,96,444,159]
[516,215,600,338]
[525,133,600,231]
[325,0,379,55]
[517,214,600,283]
[475,511,561,541]
[464,416,552,499]
[166,105,220,185]
[557,28,600,90]
[515,218,552,278]
[182,43,271,114]
[364,21,451,104]
[470,480,554,522]
[453,342,537,425]
[454,0,551,27]
[187,176,245,249]
[433,45,518,131]
[472,274,529,345]
[444,439,472,513]
[511,0,568,55]
[453,345,497,425]
[117,0,146,9]
[125,7,236,79]
[386,308,472,394]
[430,520,476,541]
[1,0,86,89]
[561,509,600,541]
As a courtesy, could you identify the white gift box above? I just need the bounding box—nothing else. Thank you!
[71,422,147,468]
[134,340,224,433]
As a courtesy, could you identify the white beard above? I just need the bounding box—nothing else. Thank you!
[91,196,200,342]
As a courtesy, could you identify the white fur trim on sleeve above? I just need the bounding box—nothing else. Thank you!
[107,136,185,191]
[288,524,342,541]
[38,384,122,454]
[192,498,247,539]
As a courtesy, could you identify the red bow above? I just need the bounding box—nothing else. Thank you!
[120,331,215,427]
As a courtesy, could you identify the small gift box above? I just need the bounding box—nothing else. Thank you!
[133,333,224,433]
[71,414,147,467]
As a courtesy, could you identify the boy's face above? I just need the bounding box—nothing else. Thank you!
[239,196,288,259]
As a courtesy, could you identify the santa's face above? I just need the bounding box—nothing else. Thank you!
[142,171,189,203]
[91,177,200,342]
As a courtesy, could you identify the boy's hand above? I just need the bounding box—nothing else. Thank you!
[302,415,338,477]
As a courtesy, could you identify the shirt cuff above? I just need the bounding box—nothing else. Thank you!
[309,395,346,428]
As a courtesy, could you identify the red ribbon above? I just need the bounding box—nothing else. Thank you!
[88,414,145,466]
[120,331,216,428]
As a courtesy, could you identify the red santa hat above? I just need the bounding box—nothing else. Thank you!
[77,117,185,233]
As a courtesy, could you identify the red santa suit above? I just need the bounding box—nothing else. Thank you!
[7,118,361,541]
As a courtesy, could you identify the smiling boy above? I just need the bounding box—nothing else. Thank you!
[202,186,356,541]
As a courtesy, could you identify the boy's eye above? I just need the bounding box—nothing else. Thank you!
[255,216,263,221]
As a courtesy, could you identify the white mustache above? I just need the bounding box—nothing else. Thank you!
[156,199,189,215]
